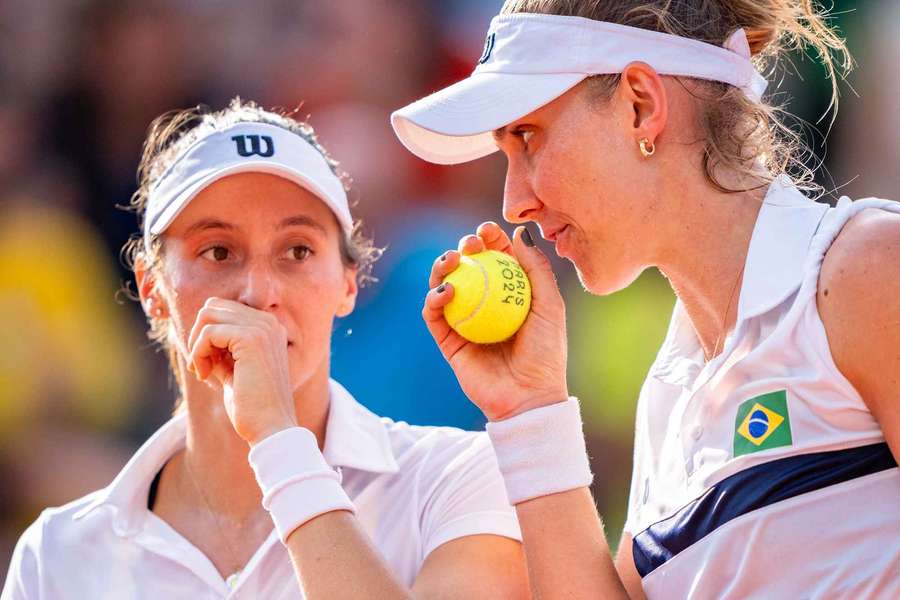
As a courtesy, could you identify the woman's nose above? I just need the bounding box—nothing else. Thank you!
[502,165,542,224]
[235,258,281,311]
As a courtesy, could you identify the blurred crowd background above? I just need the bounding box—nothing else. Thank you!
[1,0,897,581]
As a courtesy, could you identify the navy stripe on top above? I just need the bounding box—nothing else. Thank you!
[633,442,897,577]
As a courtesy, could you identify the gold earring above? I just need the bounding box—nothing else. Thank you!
[639,137,655,158]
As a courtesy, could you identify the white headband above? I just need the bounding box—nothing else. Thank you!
[391,13,768,165]
[144,122,352,246]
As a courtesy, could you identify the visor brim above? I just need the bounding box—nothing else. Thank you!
[391,71,586,165]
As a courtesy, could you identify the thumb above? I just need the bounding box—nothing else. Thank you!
[511,226,565,313]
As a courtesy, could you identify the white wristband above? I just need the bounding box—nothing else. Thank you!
[248,427,355,543]
[486,398,593,505]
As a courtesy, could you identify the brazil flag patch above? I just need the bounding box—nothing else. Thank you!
[733,390,792,457]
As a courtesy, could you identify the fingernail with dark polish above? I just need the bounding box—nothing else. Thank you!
[522,228,535,247]
[436,284,446,294]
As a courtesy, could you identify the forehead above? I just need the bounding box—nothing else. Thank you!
[170,171,339,235]
[493,82,594,140]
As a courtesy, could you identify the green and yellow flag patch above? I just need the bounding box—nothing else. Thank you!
[733,390,792,457]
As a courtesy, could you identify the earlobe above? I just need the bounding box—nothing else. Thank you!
[336,298,356,318]
[135,257,169,319]
[336,268,359,318]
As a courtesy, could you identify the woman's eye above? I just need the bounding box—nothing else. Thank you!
[288,245,312,261]
[201,246,230,261]
[513,128,534,147]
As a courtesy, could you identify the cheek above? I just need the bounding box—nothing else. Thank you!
[286,261,349,339]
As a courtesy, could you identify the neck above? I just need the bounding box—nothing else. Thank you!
[174,366,332,521]
[655,169,767,361]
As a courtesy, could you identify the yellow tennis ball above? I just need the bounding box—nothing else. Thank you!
[442,250,532,344]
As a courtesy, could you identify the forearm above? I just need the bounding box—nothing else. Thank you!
[248,427,411,598]
[515,489,628,600]
[283,511,411,600]
[487,400,629,600]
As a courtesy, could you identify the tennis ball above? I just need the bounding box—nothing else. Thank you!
[442,250,532,344]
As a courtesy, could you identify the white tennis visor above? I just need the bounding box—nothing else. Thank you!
[144,122,352,242]
[391,13,768,165]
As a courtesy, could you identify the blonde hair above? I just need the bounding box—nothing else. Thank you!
[119,98,382,409]
[501,0,853,194]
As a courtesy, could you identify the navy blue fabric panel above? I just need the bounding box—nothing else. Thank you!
[633,443,897,577]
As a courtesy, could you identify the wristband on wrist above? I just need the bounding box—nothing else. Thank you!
[248,427,355,543]
[486,397,593,505]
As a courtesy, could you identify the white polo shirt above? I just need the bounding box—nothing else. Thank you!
[2,379,521,599]
[624,176,900,599]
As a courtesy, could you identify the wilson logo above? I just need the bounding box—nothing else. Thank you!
[231,134,274,157]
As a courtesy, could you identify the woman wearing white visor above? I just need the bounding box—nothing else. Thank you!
[392,2,899,599]
[2,100,531,599]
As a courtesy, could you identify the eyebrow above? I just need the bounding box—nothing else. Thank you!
[183,215,327,237]
[492,126,509,142]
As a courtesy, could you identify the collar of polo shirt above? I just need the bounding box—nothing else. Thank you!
[73,379,399,535]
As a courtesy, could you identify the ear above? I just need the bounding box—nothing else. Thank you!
[335,266,359,318]
[618,61,669,147]
[134,254,169,319]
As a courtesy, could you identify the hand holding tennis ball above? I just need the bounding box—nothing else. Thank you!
[424,223,568,422]
[442,250,532,344]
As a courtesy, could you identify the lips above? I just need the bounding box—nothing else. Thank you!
[554,226,574,258]
[541,224,569,242]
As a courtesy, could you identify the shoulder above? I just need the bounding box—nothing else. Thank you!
[18,489,112,548]
[818,206,900,395]
[5,490,109,588]
[819,207,900,299]
[381,418,495,473]
[818,208,900,345]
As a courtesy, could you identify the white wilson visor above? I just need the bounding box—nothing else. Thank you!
[391,13,768,165]
[144,122,352,244]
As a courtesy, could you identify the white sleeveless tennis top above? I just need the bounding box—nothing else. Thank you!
[624,176,900,599]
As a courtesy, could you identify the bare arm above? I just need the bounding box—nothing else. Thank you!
[818,208,900,460]
[515,490,628,599]
[412,535,530,598]
[282,515,529,599]
[423,222,632,600]
[614,533,647,600]
[186,297,530,599]
[283,510,410,599]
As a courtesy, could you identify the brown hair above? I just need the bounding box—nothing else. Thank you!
[501,0,853,194]
[119,98,382,409]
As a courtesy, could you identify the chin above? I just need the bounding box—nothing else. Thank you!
[575,261,643,296]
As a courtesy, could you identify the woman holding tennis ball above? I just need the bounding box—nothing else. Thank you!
[395,0,900,598]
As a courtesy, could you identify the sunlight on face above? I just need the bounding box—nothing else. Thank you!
[158,171,358,390]
[494,82,664,295]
